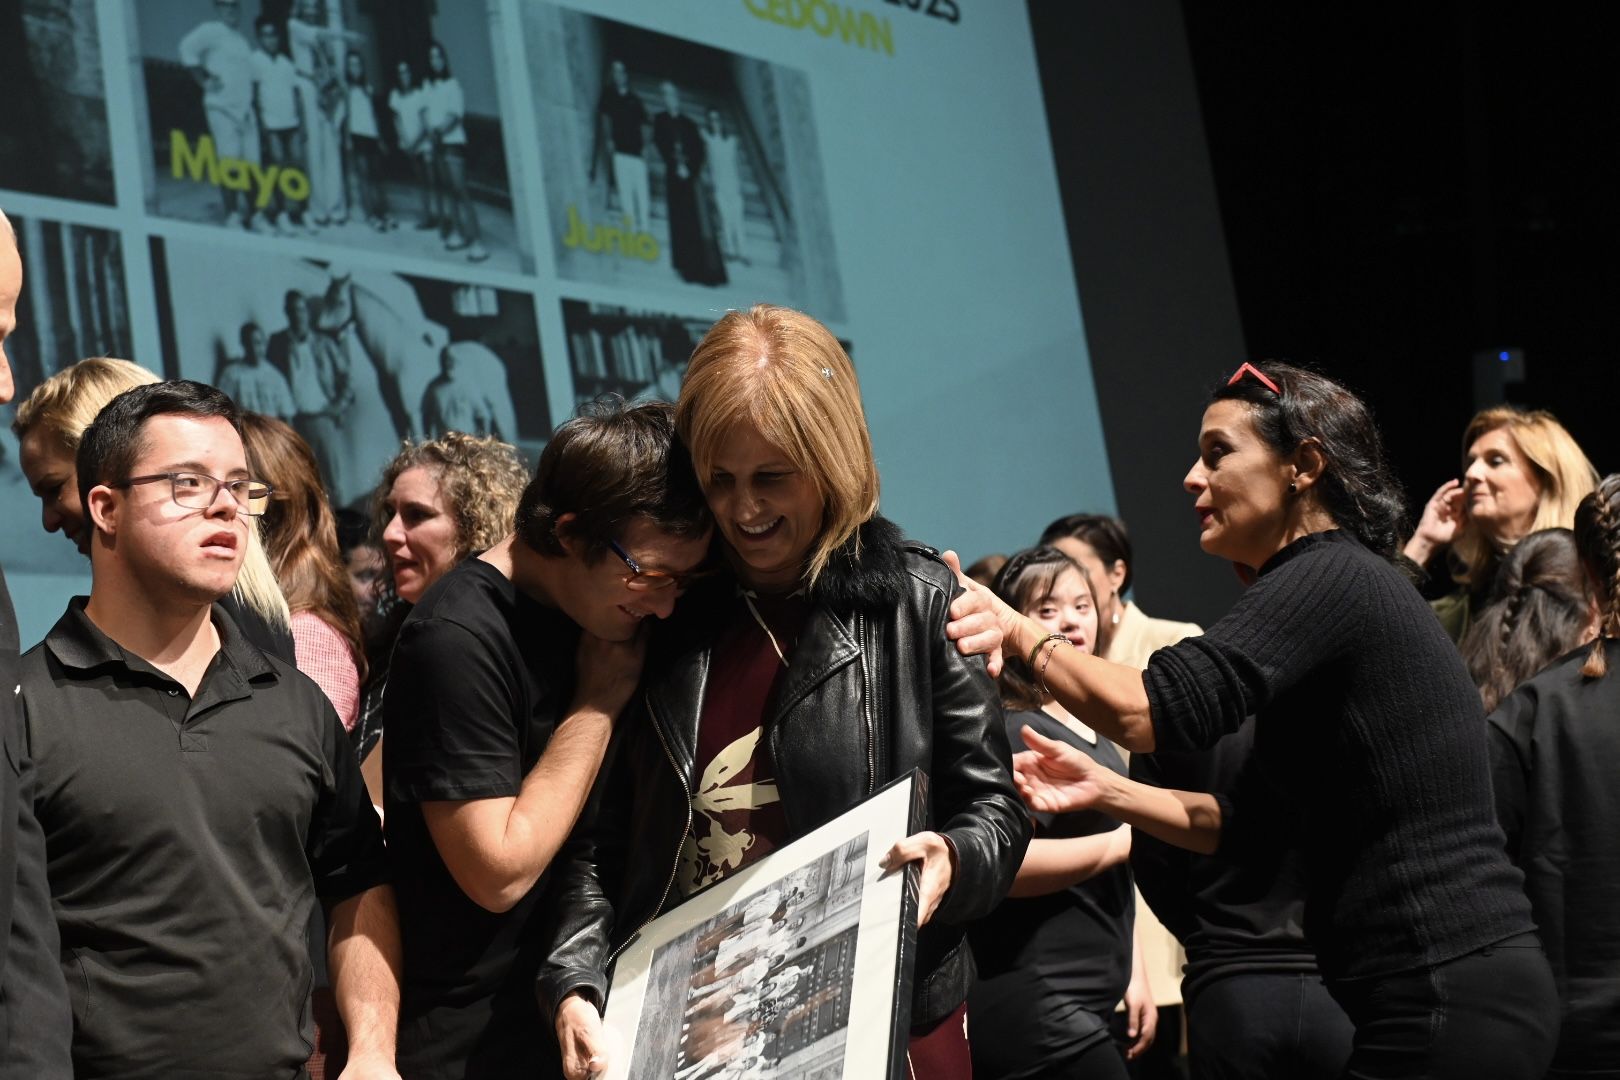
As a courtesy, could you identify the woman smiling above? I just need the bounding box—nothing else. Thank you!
[542,305,1028,1079]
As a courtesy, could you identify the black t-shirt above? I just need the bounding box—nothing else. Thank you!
[1489,640,1620,1074]
[598,86,647,155]
[383,558,579,1079]
[968,709,1133,1078]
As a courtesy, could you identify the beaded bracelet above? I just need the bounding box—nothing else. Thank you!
[1037,635,1073,696]
[1026,632,1069,673]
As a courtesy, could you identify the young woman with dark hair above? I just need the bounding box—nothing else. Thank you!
[978,361,1558,1078]
[239,412,367,729]
[968,546,1148,1080]
[1459,527,1596,713]
[1038,513,1201,666]
[1488,473,1620,1077]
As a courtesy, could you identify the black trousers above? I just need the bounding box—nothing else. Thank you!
[1327,933,1559,1080]
[1040,1038,1133,1080]
[1187,973,1352,1080]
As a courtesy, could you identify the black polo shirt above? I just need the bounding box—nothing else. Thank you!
[19,598,388,1080]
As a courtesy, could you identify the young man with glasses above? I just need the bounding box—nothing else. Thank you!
[381,399,714,1078]
[16,380,402,1079]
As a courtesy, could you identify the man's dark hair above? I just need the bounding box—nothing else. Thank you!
[1038,513,1135,594]
[334,507,374,556]
[76,380,242,511]
[515,398,709,560]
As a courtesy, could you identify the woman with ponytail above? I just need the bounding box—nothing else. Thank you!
[1460,528,1597,713]
[969,361,1559,1078]
[1488,473,1620,1077]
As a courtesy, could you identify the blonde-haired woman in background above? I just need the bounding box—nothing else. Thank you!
[13,356,294,660]
[1404,406,1598,640]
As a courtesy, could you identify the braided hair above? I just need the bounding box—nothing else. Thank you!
[1574,474,1620,679]
[1211,361,1409,561]
[1459,528,1593,712]
[991,546,1094,712]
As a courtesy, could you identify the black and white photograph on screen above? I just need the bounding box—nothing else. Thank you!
[562,298,854,409]
[126,0,530,270]
[561,298,714,407]
[0,0,115,205]
[523,4,846,319]
[0,214,132,575]
[151,235,547,510]
[629,835,869,1080]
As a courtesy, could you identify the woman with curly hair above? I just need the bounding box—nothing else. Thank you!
[1404,406,1597,640]
[1488,474,1620,1077]
[352,432,529,769]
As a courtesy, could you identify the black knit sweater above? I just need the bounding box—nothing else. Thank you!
[1142,529,1534,981]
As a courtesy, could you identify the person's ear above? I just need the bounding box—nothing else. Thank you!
[1291,438,1328,493]
[85,484,121,539]
[1106,559,1127,593]
[553,511,580,557]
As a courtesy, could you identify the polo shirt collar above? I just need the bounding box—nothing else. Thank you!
[45,597,278,690]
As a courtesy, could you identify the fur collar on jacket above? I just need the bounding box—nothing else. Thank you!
[804,514,913,612]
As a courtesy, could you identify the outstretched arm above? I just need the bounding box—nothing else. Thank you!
[1013,726,1222,854]
[949,564,1155,750]
[1006,823,1131,898]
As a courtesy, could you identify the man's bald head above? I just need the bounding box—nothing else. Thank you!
[0,209,22,404]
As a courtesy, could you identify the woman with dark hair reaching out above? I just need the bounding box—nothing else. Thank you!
[977,361,1558,1078]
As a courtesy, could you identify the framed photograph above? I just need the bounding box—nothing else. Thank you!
[124,0,532,270]
[151,235,547,510]
[603,772,926,1080]
[521,2,846,320]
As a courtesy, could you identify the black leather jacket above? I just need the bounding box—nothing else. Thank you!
[537,517,1030,1028]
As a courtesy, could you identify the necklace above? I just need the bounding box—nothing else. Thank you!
[741,589,795,668]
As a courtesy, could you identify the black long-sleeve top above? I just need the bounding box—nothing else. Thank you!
[1130,718,1319,1003]
[1142,529,1533,981]
[1488,640,1620,1074]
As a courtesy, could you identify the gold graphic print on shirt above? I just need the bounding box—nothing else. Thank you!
[681,726,780,893]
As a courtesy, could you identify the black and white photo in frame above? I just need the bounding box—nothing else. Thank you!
[151,235,547,511]
[125,0,531,270]
[604,773,924,1080]
[0,213,133,576]
[522,4,846,319]
[0,0,115,205]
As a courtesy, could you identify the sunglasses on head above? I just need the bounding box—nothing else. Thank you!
[1226,362,1281,395]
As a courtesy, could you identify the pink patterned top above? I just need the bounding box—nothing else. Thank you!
[290,611,361,731]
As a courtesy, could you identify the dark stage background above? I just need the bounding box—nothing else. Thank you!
[1033,0,1620,628]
